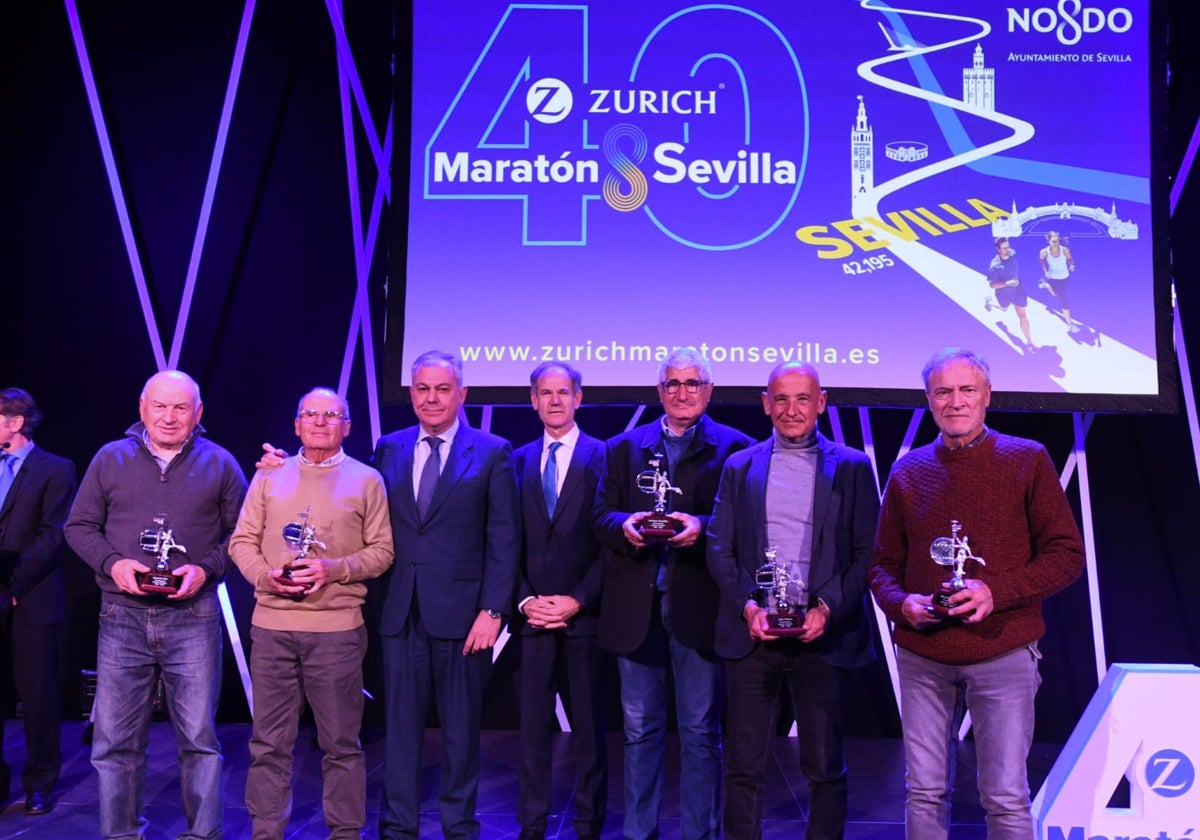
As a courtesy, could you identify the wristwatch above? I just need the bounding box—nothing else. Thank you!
[484,609,502,619]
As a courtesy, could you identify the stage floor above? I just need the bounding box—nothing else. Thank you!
[0,721,1060,838]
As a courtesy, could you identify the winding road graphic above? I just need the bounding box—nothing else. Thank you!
[850,0,1155,394]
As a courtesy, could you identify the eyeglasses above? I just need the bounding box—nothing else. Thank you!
[297,409,348,423]
[660,378,709,394]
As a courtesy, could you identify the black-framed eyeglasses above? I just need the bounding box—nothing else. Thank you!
[297,409,348,423]
[660,378,709,394]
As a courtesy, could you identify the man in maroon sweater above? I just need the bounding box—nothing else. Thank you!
[869,347,1083,840]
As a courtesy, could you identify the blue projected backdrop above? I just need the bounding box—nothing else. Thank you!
[402,0,1159,401]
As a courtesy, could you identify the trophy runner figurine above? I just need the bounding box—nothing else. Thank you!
[928,519,987,617]
[137,514,187,594]
[635,454,683,541]
[281,506,326,588]
[754,546,807,635]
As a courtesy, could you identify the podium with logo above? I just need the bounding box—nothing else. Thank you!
[1034,664,1199,839]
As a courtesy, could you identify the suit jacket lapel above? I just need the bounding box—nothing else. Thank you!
[748,442,771,563]
[638,422,662,463]
[554,436,594,521]
[426,429,473,521]
[523,442,551,524]
[0,446,39,520]
[811,435,837,548]
[389,429,420,523]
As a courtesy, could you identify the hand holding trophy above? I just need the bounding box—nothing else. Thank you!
[635,454,683,542]
[929,519,987,618]
[281,507,326,591]
[754,546,808,636]
[136,514,187,594]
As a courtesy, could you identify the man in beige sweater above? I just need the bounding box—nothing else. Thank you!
[229,388,394,840]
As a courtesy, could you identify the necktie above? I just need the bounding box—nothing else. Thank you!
[542,441,563,518]
[0,453,14,508]
[416,437,442,521]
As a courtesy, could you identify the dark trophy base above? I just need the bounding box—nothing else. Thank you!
[764,608,807,636]
[136,570,182,594]
[638,514,682,543]
[281,562,300,581]
[930,586,962,619]
[281,562,313,590]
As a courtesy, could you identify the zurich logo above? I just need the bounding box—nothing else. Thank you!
[526,78,572,124]
[1145,748,1195,798]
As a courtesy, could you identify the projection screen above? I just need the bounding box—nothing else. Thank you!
[388,0,1173,410]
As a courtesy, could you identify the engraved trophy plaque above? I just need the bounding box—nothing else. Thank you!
[136,515,186,594]
[281,506,326,587]
[754,546,807,636]
[635,454,683,542]
[929,519,987,617]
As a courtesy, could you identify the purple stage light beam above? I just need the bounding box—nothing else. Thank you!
[328,0,392,444]
[325,0,390,199]
[64,0,167,371]
[168,0,258,370]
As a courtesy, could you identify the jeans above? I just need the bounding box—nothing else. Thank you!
[615,593,723,840]
[246,625,368,840]
[898,644,1042,840]
[724,642,847,840]
[92,597,224,840]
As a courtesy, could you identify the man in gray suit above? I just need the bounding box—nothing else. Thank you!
[707,362,879,840]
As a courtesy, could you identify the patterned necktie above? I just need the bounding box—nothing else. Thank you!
[416,437,442,521]
[0,453,14,508]
[542,441,563,518]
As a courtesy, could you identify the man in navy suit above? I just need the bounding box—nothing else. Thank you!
[707,362,879,840]
[374,350,520,840]
[0,388,77,816]
[594,347,753,840]
[512,362,607,840]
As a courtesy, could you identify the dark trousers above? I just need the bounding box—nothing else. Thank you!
[723,641,848,840]
[378,607,492,840]
[517,631,608,837]
[0,616,61,796]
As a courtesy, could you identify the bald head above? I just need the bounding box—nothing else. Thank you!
[762,362,826,441]
[767,361,821,390]
[139,370,203,453]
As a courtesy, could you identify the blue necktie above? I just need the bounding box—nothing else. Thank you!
[416,437,443,521]
[542,441,562,518]
[0,453,14,508]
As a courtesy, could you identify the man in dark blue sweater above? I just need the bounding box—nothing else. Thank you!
[66,370,247,840]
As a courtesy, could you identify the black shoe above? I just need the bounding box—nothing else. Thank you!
[518,830,544,840]
[24,791,56,815]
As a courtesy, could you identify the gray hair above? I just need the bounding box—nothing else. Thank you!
[921,348,990,391]
[411,350,463,388]
[296,387,350,420]
[529,361,582,392]
[657,346,712,384]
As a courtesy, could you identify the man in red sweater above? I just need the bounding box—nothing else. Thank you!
[869,347,1084,840]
